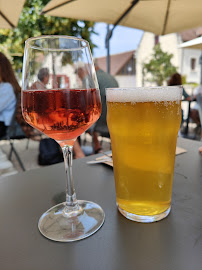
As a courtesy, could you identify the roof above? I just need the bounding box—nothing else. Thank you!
[95,27,202,75]
[180,27,202,42]
[96,50,135,76]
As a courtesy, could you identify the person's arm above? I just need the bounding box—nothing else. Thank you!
[182,88,190,100]
[73,139,85,159]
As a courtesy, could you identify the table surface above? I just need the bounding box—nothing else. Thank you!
[0,137,201,270]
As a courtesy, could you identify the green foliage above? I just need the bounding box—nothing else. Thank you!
[181,75,186,84]
[0,0,96,71]
[185,82,198,88]
[142,44,177,86]
[0,44,13,63]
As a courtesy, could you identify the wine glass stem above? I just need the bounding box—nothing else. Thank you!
[62,145,80,212]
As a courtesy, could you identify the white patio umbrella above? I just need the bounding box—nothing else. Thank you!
[42,0,202,35]
[179,36,202,84]
[179,36,202,50]
[0,0,26,28]
[42,0,202,72]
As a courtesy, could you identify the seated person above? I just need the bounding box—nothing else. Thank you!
[92,61,119,153]
[192,85,202,127]
[73,61,119,157]
[0,83,16,138]
[168,73,200,126]
[194,85,202,154]
[0,53,18,138]
[31,68,50,90]
[16,68,50,140]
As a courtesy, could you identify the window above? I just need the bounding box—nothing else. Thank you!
[191,58,196,71]
[118,56,136,75]
[121,67,125,75]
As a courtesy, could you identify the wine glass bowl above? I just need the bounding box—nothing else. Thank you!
[22,36,101,145]
[22,36,105,242]
[22,88,101,145]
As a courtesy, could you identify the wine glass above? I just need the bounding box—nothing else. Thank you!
[21,36,105,242]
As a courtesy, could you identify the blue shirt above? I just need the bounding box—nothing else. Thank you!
[0,82,16,126]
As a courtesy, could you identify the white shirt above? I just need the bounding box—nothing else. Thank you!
[191,86,202,110]
[0,82,16,126]
[194,85,202,95]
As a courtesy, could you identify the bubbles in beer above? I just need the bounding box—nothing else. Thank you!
[106,87,182,103]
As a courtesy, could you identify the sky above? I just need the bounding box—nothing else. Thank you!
[91,23,144,58]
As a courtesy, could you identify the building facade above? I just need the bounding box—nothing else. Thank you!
[96,50,136,87]
[136,28,202,87]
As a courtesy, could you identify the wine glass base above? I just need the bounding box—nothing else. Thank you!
[38,200,105,242]
[118,205,171,223]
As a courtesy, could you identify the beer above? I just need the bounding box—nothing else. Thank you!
[106,87,182,222]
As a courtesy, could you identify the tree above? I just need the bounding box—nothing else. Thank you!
[0,0,96,72]
[142,44,177,86]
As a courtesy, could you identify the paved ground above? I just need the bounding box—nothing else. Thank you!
[0,139,41,175]
[0,133,111,177]
[0,122,200,179]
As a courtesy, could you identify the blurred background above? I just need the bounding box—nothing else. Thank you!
[1,0,202,177]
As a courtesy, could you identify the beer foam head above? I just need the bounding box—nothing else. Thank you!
[106,86,182,103]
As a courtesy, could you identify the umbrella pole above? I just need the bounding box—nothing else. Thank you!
[0,11,15,28]
[105,24,111,74]
[105,0,140,73]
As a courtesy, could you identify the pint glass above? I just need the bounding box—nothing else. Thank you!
[106,87,182,223]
